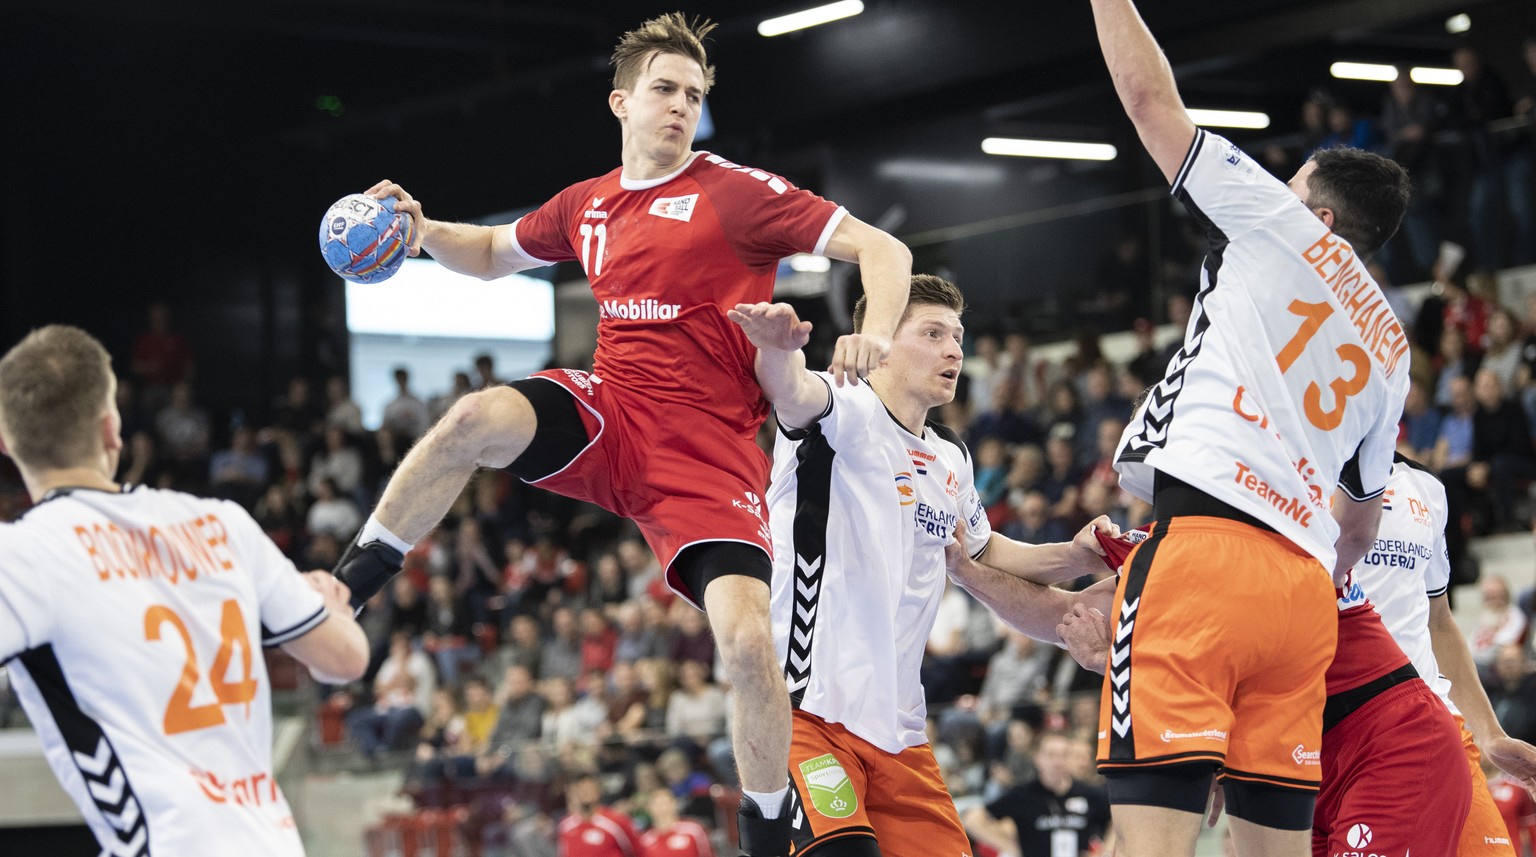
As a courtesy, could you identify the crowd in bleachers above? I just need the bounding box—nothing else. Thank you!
[0,35,1534,857]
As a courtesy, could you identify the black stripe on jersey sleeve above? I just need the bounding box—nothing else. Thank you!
[1426,585,1449,599]
[777,376,834,441]
[1338,439,1382,501]
[261,605,328,647]
[1170,129,1206,196]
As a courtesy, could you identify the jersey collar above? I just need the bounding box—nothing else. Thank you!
[619,151,704,191]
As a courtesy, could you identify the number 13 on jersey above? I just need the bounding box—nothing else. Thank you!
[1275,299,1371,432]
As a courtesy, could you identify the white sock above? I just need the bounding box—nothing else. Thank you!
[742,785,789,819]
[358,516,413,554]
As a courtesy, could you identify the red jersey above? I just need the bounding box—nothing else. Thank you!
[558,807,640,857]
[1326,571,1412,695]
[511,152,846,437]
[639,819,714,857]
[1488,772,1536,853]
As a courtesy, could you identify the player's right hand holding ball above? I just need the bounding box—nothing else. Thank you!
[364,180,426,256]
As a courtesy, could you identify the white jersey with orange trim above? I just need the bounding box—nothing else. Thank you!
[766,374,991,754]
[0,485,327,857]
[1348,457,1459,715]
[1116,130,1410,572]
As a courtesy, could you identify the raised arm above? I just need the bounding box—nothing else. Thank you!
[1088,0,1198,184]
[365,180,533,281]
[727,302,832,431]
[821,215,912,386]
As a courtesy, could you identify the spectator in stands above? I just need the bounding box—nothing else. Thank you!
[1436,375,1479,472]
[382,366,431,441]
[973,436,1011,509]
[414,687,467,766]
[656,748,716,820]
[349,631,433,760]
[1156,293,1193,367]
[599,661,650,743]
[1001,489,1069,544]
[460,675,500,757]
[587,552,629,609]
[1041,426,1083,524]
[387,574,429,640]
[254,483,303,559]
[208,424,268,508]
[1510,36,1536,265]
[1485,644,1536,745]
[323,374,364,434]
[479,664,545,775]
[1126,318,1165,388]
[970,375,1042,447]
[666,602,715,670]
[1451,44,1518,271]
[1483,308,1525,395]
[453,517,502,626]
[636,659,677,736]
[1319,100,1379,152]
[613,601,668,664]
[619,538,663,602]
[423,574,477,685]
[1003,332,1047,410]
[976,630,1053,729]
[579,607,618,676]
[1379,72,1448,280]
[429,370,474,422]
[129,302,193,408]
[273,376,323,438]
[500,614,544,677]
[473,353,504,390]
[306,476,362,542]
[155,381,210,479]
[1473,577,1530,668]
[665,660,727,743]
[1468,368,1536,531]
[308,424,364,500]
[964,333,1005,416]
[541,607,585,683]
[1435,326,1480,409]
[1399,378,1442,463]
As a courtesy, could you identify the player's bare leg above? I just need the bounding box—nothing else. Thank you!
[1228,817,1310,857]
[335,386,536,606]
[1110,805,1203,857]
[703,574,792,855]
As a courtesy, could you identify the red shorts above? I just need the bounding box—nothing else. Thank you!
[787,711,969,857]
[525,370,772,606]
[1313,679,1470,857]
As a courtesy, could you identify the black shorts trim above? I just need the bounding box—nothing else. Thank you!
[671,540,773,608]
[1222,777,1314,830]
[504,377,594,482]
[1103,763,1216,814]
[1219,767,1319,791]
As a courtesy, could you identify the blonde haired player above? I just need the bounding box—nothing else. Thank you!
[731,277,1116,857]
[337,13,910,855]
[0,325,368,856]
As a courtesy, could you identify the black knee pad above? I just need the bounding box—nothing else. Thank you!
[504,378,589,482]
[672,540,773,606]
[1223,778,1314,831]
[1103,763,1217,814]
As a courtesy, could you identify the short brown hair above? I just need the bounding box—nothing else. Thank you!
[611,12,717,94]
[0,325,114,469]
[853,274,965,334]
[1305,147,1411,256]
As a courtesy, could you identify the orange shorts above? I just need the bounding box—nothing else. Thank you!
[1458,716,1519,857]
[1096,517,1337,791]
[787,710,968,857]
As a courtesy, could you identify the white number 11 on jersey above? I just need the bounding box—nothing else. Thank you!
[578,223,607,278]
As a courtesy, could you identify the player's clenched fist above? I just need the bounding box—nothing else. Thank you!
[829,332,892,387]
[1058,603,1112,673]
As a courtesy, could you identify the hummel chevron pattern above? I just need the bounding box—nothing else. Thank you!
[1110,597,1140,738]
[1124,326,1206,457]
[73,737,148,856]
[785,553,825,696]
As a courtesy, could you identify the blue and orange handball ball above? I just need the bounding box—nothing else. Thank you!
[318,194,416,283]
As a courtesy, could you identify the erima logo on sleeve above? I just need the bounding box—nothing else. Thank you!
[648,194,699,222]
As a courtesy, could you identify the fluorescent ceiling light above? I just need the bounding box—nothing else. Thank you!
[1410,66,1464,86]
[1330,61,1398,82]
[981,138,1117,161]
[1186,108,1270,129]
[758,1,864,37]
[1445,13,1471,34]
[787,253,831,273]
[876,159,1007,185]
